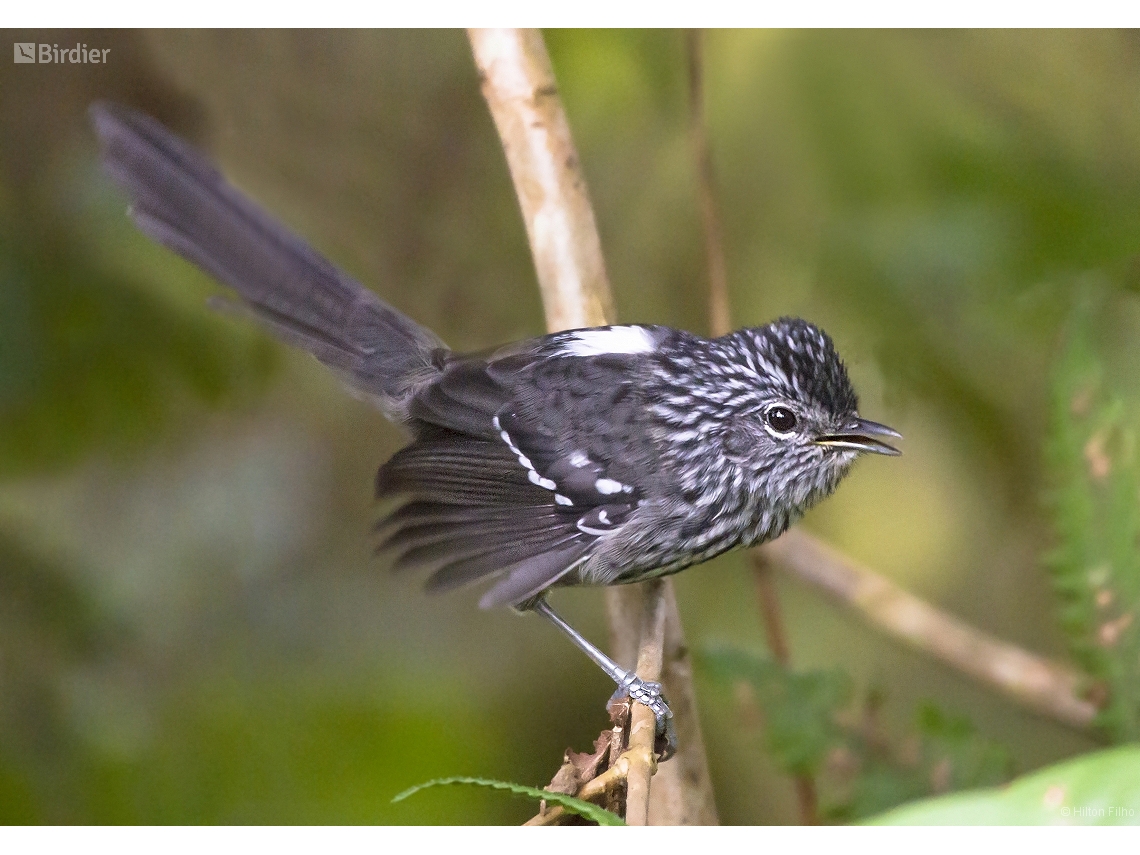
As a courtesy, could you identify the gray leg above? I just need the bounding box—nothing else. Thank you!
[530,597,677,760]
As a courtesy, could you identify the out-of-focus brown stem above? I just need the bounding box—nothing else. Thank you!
[686,29,731,341]
[751,551,791,665]
[750,552,818,824]
[468,27,717,824]
[687,28,796,730]
[761,529,1099,728]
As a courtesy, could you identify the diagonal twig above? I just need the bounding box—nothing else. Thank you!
[762,529,1098,728]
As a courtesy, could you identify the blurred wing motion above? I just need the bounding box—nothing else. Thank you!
[377,344,650,607]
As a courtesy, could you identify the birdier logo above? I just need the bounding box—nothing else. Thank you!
[13,42,111,63]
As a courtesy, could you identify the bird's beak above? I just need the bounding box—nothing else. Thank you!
[814,417,902,456]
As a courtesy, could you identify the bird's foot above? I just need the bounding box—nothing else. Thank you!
[610,675,677,761]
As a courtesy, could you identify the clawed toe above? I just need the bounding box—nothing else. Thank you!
[609,676,677,761]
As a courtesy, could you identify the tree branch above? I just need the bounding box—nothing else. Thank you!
[647,581,720,824]
[467,27,717,824]
[466,28,612,331]
[761,528,1098,728]
[624,579,667,825]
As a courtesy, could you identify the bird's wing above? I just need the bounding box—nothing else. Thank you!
[376,343,651,607]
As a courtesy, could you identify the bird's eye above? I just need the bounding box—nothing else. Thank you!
[765,406,798,433]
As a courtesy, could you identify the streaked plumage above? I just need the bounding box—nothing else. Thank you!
[90,102,900,756]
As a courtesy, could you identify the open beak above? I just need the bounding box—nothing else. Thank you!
[814,417,902,456]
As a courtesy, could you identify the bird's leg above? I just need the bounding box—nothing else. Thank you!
[529,596,677,760]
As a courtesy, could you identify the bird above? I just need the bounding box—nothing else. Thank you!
[89,102,901,760]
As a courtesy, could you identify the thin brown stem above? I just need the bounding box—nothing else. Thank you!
[793,776,820,826]
[750,552,818,824]
[751,552,792,664]
[647,583,720,824]
[686,29,731,340]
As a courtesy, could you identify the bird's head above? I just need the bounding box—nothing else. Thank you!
[709,317,900,510]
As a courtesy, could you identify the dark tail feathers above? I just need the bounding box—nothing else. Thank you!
[90,101,447,421]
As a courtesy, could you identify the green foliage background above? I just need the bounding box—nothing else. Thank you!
[1,29,1139,823]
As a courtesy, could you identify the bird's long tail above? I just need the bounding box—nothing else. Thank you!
[90,102,447,421]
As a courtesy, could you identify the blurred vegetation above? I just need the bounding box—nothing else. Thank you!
[703,648,1011,821]
[1045,289,1140,741]
[1,29,1140,823]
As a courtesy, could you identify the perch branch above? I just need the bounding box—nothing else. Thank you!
[761,529,1099,728]
[646,582,720,823]
[468,27,717,824]
[624,579,667,825]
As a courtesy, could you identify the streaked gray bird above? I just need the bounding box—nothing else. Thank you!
[90,102,901,759]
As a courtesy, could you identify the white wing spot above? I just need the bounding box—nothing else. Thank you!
[569,450,590,468]
[528,470,557,491]
[577,521,611,537]
[556,326,656,357]
[555,494,573,506]
[595,478,625,495]
[598,510,609,524]
[494,414,558,492]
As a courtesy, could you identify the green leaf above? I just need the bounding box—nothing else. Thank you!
[867,745,1140,825]
[704,647,1013,820]
[1044,289,1140,740]
[702,647,850,776]
[391,776,625,826]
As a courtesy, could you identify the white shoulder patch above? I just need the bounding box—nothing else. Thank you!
[555,326,656,357]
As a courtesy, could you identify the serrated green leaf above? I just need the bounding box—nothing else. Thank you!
[1044,290,1140,740]
[391,776,625,825]
[702,646,850,776]
[867,745,1140,825]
